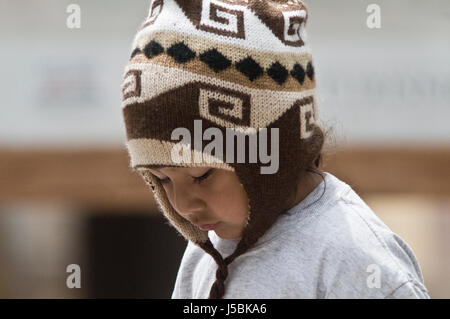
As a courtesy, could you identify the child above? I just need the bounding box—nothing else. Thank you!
[121,0,430,298]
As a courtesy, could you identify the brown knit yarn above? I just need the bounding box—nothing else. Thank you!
[198,240,230,299]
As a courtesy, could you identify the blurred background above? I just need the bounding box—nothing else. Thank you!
[0,0,449,298]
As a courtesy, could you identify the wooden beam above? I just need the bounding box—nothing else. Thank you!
[0,146,449,211]
[321,146,450,196]
[0,147,157,212]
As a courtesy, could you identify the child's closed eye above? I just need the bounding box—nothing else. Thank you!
[193,168,214,184]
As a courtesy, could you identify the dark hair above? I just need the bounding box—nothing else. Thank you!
[303,155,327,208]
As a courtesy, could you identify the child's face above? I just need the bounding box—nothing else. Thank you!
[143,167,249,239]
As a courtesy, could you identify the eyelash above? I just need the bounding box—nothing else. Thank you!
[159,169,214,184]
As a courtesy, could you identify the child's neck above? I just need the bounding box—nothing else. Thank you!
[286,170,324,211]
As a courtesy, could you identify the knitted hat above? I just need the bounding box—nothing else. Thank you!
[121,0,324,298]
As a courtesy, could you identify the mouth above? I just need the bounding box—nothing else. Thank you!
[195,222,220,231]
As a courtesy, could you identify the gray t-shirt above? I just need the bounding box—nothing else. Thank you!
[171,172,430,298]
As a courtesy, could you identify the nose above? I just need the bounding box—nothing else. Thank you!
[170,183,206,222]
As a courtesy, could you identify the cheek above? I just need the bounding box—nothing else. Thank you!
[209,179,249,221]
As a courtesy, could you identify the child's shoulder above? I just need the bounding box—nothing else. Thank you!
[297,172,403,251]
[285,172,429,297]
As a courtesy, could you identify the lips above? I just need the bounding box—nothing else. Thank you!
[195,222,220,231]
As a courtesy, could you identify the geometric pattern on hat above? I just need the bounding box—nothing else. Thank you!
[135,0,311,54]
[122,62,317,131]
[129,34,315,86]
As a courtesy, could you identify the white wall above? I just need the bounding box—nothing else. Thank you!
[0,0,449,148]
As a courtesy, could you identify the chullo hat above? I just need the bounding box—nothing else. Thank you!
[121,0,324,298]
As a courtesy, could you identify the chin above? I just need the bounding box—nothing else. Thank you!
[215,228,242,240]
